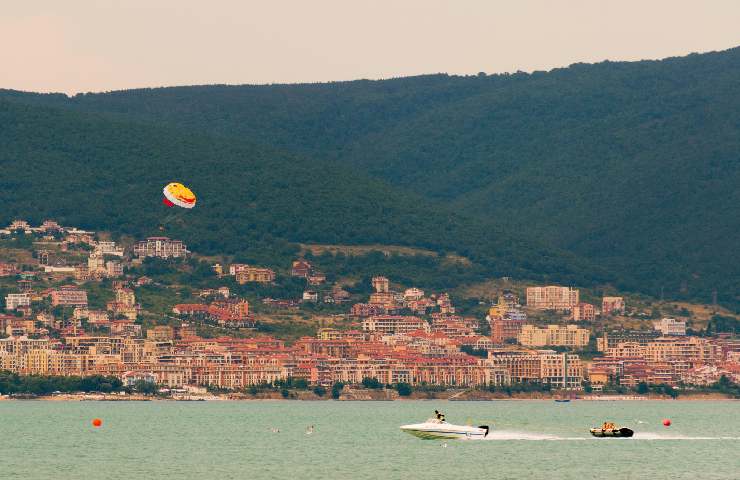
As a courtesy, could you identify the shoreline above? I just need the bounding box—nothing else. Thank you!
[1,392,735,402]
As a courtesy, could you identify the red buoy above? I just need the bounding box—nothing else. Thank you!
[92,418,103,427]
[662,419,671,427]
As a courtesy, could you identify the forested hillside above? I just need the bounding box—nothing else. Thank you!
[1,47,738,308]
[0,100,595,287]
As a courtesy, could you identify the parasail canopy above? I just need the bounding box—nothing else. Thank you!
[162,182,196,209]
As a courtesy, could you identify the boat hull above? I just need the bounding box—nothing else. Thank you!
[590,427,634,438]
[400,423,489,440]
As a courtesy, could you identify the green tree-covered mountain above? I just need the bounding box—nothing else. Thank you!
[2,47,739,308]
[0,100,594,287]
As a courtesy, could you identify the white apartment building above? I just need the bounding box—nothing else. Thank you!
[653,317,686,336]
[5,293,31,311]
[95,241,125,257]
[133,237,188,258]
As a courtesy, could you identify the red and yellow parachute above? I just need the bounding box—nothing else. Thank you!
[162,182,196,209]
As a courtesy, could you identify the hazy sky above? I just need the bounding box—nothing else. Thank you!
[3,1,740,94]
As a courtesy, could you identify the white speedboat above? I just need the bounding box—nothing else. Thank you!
[400,418,490,440]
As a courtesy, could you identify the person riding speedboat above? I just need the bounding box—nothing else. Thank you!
[400,411,490,440]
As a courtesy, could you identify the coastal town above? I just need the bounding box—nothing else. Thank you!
[1,220,738,400]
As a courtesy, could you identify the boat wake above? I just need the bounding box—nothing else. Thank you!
[631,432,740,441]
[481,431,584,441]
[474,431,740,441]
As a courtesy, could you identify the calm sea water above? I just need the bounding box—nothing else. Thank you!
[1,400,738,479]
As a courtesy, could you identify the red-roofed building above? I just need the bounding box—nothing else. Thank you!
[173,302,253,328]
[0,263,17,277]
[291,260,312,278]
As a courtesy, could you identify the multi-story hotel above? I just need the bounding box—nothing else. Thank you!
[597,330,660,351]
[518,324,590,349]
[526,286,579,311]
[644,337,721,363]
[487,350,583,389]
[133,237,188,258]
[538,351,584,389]
[604,336,722,365]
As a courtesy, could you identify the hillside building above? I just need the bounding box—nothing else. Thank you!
[526,286,579,311]
[369,292,396,307]
[0,263,18,277]
[653,317,686,336]
[372,276,390,293]
[487,350,583,389]
[235,266,275,284]
[597,330,660,352]
[5,293,31,311]
[50,286,88,307]
[518,324,590,349]
[133,237,188,258]
[602,296,625,315]
[290,259,312,278]
[95,241,124,257]
[302,291,319,303]
[571,303,595,321]
[403,288,425,302]
[106,261,124,278]
[362,315,429,335]
[489,310,527,344]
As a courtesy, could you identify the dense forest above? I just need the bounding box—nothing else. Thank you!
[1,47,738,309]
[0,101,594,286]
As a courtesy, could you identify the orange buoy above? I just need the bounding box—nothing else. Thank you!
[92,418,103,427]
[662,419,671,427]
